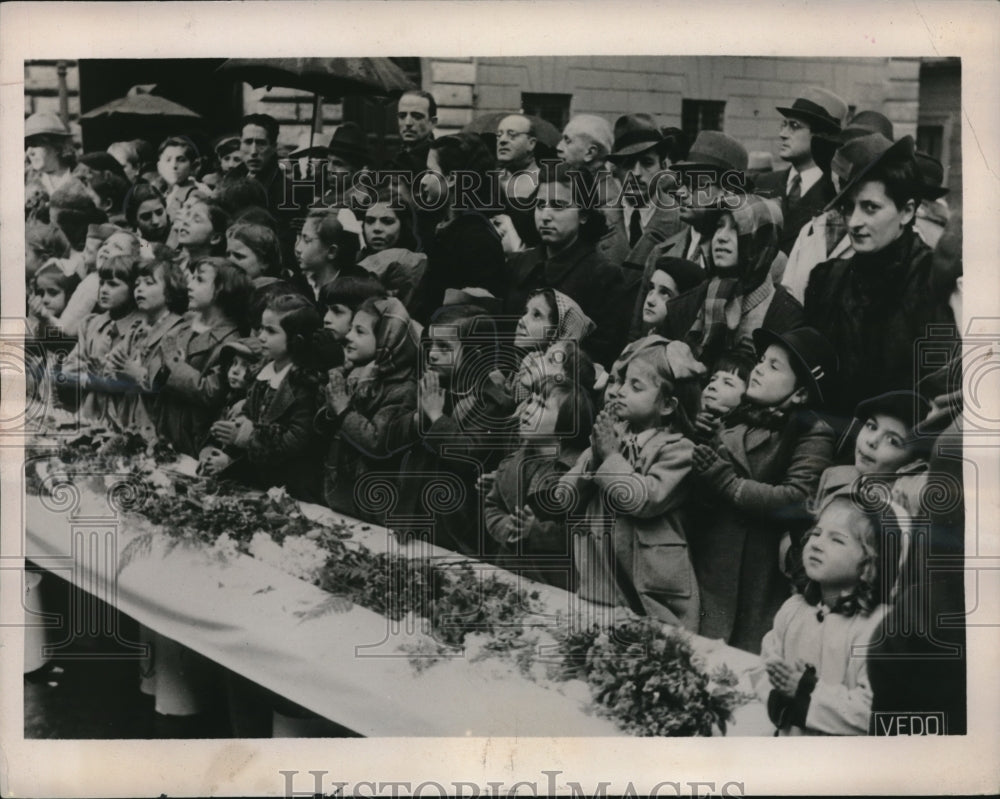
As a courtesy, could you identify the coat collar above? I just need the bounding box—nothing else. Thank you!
[181,317,239,353]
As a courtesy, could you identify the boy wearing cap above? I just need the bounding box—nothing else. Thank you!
[689,326,836,653]
[755,87,847,255]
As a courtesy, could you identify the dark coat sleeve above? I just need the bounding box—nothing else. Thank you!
[697,416,835,518]
[245,381,318,465]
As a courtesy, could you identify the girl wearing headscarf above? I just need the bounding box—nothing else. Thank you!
[663,194,805,372]
[509,288,596,403]
[316,295,420,522]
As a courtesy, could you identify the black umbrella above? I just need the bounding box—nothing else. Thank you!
[218,58,416,147]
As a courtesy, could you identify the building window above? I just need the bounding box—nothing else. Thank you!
[521,93,571,131]
[917,124,945,162]
[681,99,726,142]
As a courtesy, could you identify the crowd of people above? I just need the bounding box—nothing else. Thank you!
[24,81,966,736]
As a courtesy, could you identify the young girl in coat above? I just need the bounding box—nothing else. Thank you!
[560,339,700,630]
[197,336,264,477]
[210,293,323,501]
[25,262,80,410]
[313,271,387,373]
[105,257,190,435]
[153,257,250,456]
[510,288,596,404]
[356,188,427,312]
[690,326,837,653]
[316,296,418,521]
[484,376,594,591]
[59,254,143,424]
[390,304,517,557]
[756,495,892,735]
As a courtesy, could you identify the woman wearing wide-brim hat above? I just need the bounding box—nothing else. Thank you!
[25,112,77,195]
[802,133,957,423]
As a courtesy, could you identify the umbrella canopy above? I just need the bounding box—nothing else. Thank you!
[463,112,562,150]
[81,84,201,119]
[217,57,416,99]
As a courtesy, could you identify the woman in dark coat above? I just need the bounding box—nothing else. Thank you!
[662,193,803,372]
[504,162,633,368]
[803,134,956,423]
[409,133,506,324]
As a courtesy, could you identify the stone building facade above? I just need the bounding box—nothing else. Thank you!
[23,55,960,203]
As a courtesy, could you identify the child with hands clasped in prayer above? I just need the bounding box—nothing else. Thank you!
[316,296,419,521]
[756,496,891,735]
[106,258,190,434]
[153,257,250,456]
[198,337,264,477]
[484,377,594,590]
[690,327,836,653]
[209,294,323,501]
[391,305,516,557]
[59,254,143,424]
[561,341,699,630]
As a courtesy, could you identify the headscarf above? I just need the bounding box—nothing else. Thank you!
[550,289,596,342]
[349,296,419,407]
[686,194,783,363]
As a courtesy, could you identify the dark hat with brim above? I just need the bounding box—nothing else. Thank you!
[776,87,848,134]
[811,110,895,175]
[671,130,749,175]
[650,256,706,295]
[824,134,917,213]
[290,122,370,164]
[606,113,670,163]
[855,390,932,435]
[752,326,838,405]
[915,151,950,201]
[855,389,935,456]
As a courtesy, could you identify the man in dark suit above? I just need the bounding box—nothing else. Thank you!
[754,87,848,254]
[386,90,438,177]
[606,114,689,274]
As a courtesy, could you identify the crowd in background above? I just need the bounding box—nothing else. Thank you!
[23,80,966,736]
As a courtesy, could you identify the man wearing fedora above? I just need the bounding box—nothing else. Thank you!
[289,122,372,214]
[627,129,749,340]
[606,114,688,269]
[755,87,848,254]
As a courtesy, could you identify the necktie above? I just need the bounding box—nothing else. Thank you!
[628,208,643,247]
[621,434,642,467]
[788,172,802,206]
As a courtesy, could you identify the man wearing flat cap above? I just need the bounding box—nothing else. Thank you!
[756,86,848,254]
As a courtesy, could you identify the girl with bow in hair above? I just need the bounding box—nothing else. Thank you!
[755,495,897,736]
[560,338,701,630]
